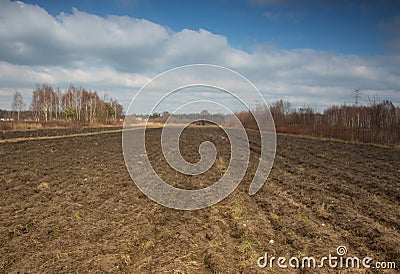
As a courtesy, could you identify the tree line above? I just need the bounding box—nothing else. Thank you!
[6,85,400,145]
[11,84,123,124]
[235,99,400,146]
[143,98,399,145]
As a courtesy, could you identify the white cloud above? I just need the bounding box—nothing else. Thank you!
[0,61,150,89]
[0,1,170,70]
[0,0,399,111]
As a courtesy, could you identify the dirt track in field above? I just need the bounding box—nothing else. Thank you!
[0,126,399,273]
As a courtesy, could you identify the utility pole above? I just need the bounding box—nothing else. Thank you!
[353,88,361,106]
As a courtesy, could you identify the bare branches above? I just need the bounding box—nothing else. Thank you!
[12,91,25,121]
[236,100,400,146]
[29,84,123,124]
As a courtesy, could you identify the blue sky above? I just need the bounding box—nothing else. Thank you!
[150,1,393,55]
[0,0,399,112]
[21,0,397,54]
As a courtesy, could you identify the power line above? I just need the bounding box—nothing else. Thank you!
[353,88,361,106]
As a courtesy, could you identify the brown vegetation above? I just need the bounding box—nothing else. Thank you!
[235,99,400,146]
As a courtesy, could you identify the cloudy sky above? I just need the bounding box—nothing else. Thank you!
[0,0,399,113]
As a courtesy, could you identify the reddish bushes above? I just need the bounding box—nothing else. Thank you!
[235,99,400,146]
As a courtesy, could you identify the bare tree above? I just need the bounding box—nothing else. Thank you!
[28,83,124,124]
[55,88,63,120]
[12,91,25,121]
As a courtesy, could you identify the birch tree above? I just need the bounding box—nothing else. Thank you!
[12,91,25,121]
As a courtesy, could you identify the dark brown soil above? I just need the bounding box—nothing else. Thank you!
[0,127,399,273]
[0,126,121,140]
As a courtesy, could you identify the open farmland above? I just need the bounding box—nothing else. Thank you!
[0,126,399,273]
